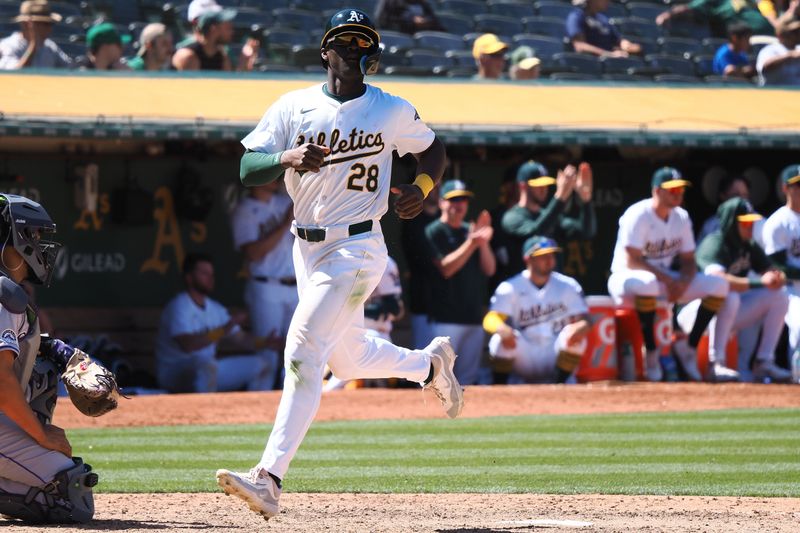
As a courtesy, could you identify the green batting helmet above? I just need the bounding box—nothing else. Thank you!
[320,8,382,75]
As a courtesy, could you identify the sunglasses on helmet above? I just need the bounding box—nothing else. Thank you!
[327,33,374,49]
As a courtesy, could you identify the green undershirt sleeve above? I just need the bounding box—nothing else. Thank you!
[240,150,286,186]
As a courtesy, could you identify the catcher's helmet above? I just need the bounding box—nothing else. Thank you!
[320,8,382,75]
[0,194,61,286]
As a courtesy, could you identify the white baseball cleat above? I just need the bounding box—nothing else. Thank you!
[672,338,702,382]
[752,360,793,383]
[705,362,740,383]
[216,467,281,521]
[423,336,464,419]
[644,348,662,382]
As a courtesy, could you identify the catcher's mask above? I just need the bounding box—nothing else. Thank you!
[320,8,382,76]
[0,194,61,286]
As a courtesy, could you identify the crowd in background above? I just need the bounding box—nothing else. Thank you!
[1,0,800,85]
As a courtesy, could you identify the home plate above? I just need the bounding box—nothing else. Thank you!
[497,519,594,528]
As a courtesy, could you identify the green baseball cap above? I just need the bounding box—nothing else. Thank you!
[440,180,473,200]
[86,22,131,50]
[516,160,555,187]
[523,236,561,258]
[780,164,800,185]
[198,8,237,32]
[652,167,691,189]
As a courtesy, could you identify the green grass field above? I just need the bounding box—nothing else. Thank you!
[69,408,800,497]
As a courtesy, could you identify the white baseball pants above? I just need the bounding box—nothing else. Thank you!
[244,279,299,390]
[258,227,432,479]
[607,269,729,306]
[488,329,587,383]
[677,288,789,365]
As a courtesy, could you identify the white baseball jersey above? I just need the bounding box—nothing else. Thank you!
[762,206,800,270]
[490,270,587,346]
[610,199,695,273]
[155,292,238,362]
[241,83,435,227]
[364,256,402,334]
[232,194,295,278]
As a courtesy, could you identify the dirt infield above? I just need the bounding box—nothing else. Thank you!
[5,383,798,532]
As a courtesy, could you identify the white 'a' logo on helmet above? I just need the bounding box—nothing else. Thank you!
[347,10,363,22]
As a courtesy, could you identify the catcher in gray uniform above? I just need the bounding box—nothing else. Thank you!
[0,194,120,524]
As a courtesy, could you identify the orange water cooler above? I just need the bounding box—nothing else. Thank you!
[576,296,619,382]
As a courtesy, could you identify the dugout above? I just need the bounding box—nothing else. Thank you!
[1,71,798,383]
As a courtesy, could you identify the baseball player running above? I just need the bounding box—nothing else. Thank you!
[483,236,590,383]
[215,8,461,520]
[762,164,800,379]
[677,198,789,382]
[607,168,729,381]
[232,181,297,390]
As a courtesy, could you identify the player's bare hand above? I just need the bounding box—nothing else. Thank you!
[576,162,593,202]
[499,328,517,349]
[281,144,330,173]
[39,425,72,457]
[555,165,577,201]
[469,219,493,247]
[762,270,786,290]
[391,184,424,219]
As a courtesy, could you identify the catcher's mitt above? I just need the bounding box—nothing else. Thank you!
[44,339,123,417]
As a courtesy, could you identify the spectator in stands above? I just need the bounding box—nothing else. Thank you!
[501,160,596,278]
[713,22,755,78]
[375,0,444,34]
[698,175,751,243]
[0,0,70,70]
[425,180,496,385]
[402,184,440,349]
[74,23,131,71]
[472,34,508,80]
[656,0,773,37]
[484,236,590,384]
[758,0,800,30]
[509,46,541,80]
[127,23,174,71]
[756,16,800,85]
[678,198,789,383]
[176,0,259,71]
[566,0,642,58]
[155,252,279,393]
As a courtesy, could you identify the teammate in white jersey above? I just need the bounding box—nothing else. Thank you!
[215,8,462,521]
[762,164,800,376]
[231,181,297,390]
[484,236,590,383]
[607,168,729,382]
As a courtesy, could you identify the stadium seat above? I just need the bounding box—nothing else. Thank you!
[549,71,599,80]
[635,36,659,56]
[49,2,84,20]
[512,34,565,58]
[257,64,305,73]
[600,55,646,74]
[446,67,479,77]
[406,49,454,70]
[290,44,322,67]
[625,2,664,21]
[293,0,340,11]
[488,0,536,19]
[474,14,524,36]
[262,28,312,48]
[663,19,711,40]
[522,16,565,38]
[701,37,728,54]
[270,8,318,31]
[380,31,415,53]
[654,73,702,83]
[445,49,476,67]
[602,73,652,82]
[463,32,484,49]
[552,52,602,75]
[646,54,696,76]
[58,41,85,59]
[605,2,627,19]
[610,17,662,39]
[704,75,754,85]
[239,0,290,10]
[414,31,465,51]
[379,49,408,68]
[436,12,475,35]
[439,0,487,18]
[657,36,702,57]
[535,1,574,19]
[693,54,716,77]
